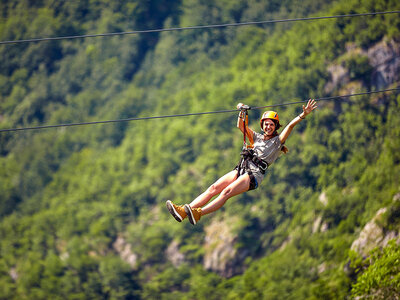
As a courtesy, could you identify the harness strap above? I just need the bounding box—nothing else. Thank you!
[241,108,248,149]
[240,105,254,149]
[237,149,269,175]
[251,155,269,173]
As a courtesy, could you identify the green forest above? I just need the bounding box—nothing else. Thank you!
[1,0,399,299]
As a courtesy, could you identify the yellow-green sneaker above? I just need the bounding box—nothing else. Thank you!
[184,204,202,225]
[166,200,187,222]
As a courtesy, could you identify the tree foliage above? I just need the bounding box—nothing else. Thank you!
[0,0,400,299]
[351,240,400,299]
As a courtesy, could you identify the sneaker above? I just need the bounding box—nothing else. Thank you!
[166,200,187,222]
[184,204,202,225]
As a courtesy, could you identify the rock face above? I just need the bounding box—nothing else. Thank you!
[319,192,328,206]
[367,39,400,89]
[325,64,350,94]
[9,267,18,281]
[203,218,246,278]
[113,235,138,269]
[351,208,388,257]
[165,239,185,267]
[325,38,400,93]
[351,194,400,257]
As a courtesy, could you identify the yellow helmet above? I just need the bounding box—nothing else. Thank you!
[260,111,280,130]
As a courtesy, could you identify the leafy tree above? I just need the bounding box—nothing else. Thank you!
[351,240,400,299]
[0,0,400,299]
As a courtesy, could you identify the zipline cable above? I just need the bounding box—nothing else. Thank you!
[1,11,399,45]
[1,87,398,133]
[251,87,400,110]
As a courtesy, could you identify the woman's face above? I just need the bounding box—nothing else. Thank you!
[263,119,276,136]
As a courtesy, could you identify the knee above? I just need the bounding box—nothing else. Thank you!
[220,187,232,197]
[207,184,219,195]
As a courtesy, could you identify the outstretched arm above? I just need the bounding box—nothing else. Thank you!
[236,103,254,143]
[279,99,317,144]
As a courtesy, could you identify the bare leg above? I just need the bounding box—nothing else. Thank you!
[189,170,238,208]
[201,173,251,215]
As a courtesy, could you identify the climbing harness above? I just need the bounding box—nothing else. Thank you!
[235,106,269,190]
[237,106,268,174]
[235,147,265,191]
[240,149,269,174]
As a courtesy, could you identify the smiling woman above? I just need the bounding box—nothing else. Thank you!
[167,99,317,225]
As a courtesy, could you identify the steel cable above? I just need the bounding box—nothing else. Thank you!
[1,87,398,133]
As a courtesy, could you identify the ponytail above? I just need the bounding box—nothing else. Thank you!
[281,145,289,154]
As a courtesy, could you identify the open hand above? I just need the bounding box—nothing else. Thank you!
[302,99,317,116]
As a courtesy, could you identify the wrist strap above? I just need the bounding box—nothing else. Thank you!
[299,114,305,120]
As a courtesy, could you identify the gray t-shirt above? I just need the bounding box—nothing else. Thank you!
[252,133,282,165]
[247,132,282,184]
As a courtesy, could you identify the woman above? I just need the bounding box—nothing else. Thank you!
[166,99,317,225]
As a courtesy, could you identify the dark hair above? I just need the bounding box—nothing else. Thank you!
[271,119,281,130]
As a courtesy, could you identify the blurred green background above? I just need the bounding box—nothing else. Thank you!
[0,0,399,299]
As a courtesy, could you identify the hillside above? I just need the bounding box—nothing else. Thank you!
[0,0,399,299]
